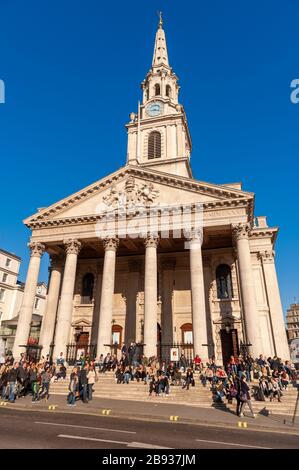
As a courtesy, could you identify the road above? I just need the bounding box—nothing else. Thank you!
[0,408,298,449]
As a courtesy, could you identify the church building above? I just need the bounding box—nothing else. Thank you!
[13,16,290,364]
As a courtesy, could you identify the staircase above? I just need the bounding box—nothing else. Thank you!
[49,368,298,416]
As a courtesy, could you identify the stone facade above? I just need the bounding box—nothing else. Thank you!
[13,17,290,363]
[286,304,299,342]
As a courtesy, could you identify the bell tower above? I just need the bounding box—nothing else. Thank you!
[126,13,192,177]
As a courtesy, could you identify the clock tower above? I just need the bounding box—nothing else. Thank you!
[126,14,192,177]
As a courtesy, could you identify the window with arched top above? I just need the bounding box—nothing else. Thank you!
[166,84,171,97]
[81,273,94,304]
[148,131,161,159]
[154,83,160,96]
[216,264,233,299]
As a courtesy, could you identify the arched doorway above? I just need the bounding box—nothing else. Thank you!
[220,328,239,366]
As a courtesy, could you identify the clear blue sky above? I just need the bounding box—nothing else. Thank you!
[0,1,298,313]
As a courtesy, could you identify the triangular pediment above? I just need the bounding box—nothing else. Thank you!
[24,165,253,226]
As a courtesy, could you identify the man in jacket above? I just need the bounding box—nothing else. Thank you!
[7,362,18,403]
[79,363,89,403]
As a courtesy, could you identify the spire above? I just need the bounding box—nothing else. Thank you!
[152,12,169,67]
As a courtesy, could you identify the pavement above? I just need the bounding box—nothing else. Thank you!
[1,393,298,436]
[0,407,299,449]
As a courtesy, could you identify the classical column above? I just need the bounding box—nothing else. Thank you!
[161,259,175,344]
[90,264,102,346]
[232,223,263,357]
[125,260,141,345]
[13,242,45,359]
[53,239,81,358]
[259,250,290,360]
[39,255,62,356]
[97,237,119,355]
[189,230,208,360]
[143,235,158,358]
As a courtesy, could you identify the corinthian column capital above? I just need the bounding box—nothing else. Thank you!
[232,223,251,243]
[103,237,119,252]
[144,234,159,249]
[28,241,46,258]
[64,238,81,255]
[258,250,275,263]
[186,227,203,247]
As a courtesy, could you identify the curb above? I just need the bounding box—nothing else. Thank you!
[1,402,299,436]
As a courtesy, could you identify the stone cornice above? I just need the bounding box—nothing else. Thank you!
[250,227,278,244]
[24,166,254,227]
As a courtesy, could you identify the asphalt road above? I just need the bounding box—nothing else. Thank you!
[0,408,298,449]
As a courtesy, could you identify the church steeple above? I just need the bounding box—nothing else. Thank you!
[152,12,169,68]
[125,14,192,178]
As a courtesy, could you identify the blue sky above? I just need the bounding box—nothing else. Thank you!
[0,1,298,313]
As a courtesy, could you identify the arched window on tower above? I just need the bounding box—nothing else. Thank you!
[154,83,160,96]
[148,131,161,159]
[166,84,171,98]
[216,264,233,299]
[81,273,94,304]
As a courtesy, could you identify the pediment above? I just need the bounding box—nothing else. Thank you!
[24,165,253,226]
[71,318,92,327]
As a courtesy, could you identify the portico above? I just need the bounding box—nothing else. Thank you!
[12,16,290,363]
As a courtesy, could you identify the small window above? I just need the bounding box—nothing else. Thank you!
[5,258,11,268]
[112,324,123,349]
[154,84,160,96]
[34,298,39,309]
[181,323,193,344]
[2,273,8,283]
[166,85,171,97]
[148,131,161,159]
[0,288,5,302]
[216,264,233,299]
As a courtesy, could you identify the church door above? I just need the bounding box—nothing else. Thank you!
[220,329,239,367]
[76,332,89,357]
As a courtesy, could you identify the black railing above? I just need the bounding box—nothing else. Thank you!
[66,343,97,365]
[158,342,194,366]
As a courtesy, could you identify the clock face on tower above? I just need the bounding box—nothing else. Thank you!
[146,101,163,117]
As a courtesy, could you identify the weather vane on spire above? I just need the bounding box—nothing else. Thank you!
[158,11,163,28]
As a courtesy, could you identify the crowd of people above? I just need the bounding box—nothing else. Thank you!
[198,354,297,417]
[0,353,66,403]
[0,344,297,418]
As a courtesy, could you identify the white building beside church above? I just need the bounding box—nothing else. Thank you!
[12,16,289,364]
[0,248,47,352]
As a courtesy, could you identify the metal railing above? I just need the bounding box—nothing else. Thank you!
[158,342,194,366]
[66,343,97,365]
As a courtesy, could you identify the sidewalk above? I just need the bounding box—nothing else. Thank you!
[2,394,299,435]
